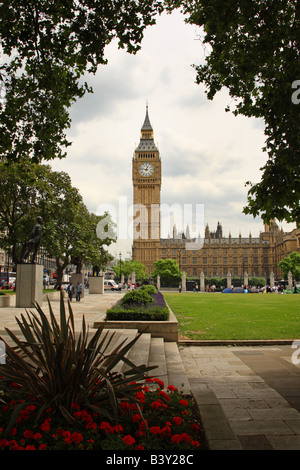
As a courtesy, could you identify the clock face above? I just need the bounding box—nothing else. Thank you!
[139,162,154,177]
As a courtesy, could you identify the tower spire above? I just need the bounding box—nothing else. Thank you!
[142,102,153,131]
[136,103,157,151]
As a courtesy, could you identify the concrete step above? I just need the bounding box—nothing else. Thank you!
[147,337,168,388]
[99,328,137,356]
[122,332,152,374]
[164,342,191,395]
[108,329,139,374]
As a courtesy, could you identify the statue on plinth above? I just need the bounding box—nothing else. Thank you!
[21,216,43,264]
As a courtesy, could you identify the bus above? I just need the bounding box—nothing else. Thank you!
[0,271,16,288]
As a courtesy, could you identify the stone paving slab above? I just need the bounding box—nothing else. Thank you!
[179,345,300,450]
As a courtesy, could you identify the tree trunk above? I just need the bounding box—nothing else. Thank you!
[55,259,68,289]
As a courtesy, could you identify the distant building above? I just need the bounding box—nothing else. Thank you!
[132,106,299,280]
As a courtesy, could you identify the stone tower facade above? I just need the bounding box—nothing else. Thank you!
[132,105,161,274]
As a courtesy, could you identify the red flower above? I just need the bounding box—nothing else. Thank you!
[191,440,200,447]
[135,391,145,404]
[159,390,170,401]
[100,421,114,434]
[130,403,138,411]
[123,435,135,446]
[191,423,200,432]
[132,413,142,423]
[179,399,188,407]
[150,426,161,435]
[120,401,130,411]
[171,434,182,444]
[70,432,83,444]
[41,418,51,432]
[181,433,191,443]
[0,438,9,448]
[135,444,145,450]
[151,400,167,410]
[139,419,148,431]
[172,416,182,426]
[153,378,164,389]
[25,445,36,450]
[113,424,124,433]
[26,404,36,411]
[167,384,178,392]
[161,425,171,437]
[23,430,34,439]
[86,422,97,430]
[39,443,47,450]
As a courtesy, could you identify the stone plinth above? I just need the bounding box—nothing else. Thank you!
[89,276,104,294]
[16,264,43,308]
[182,272,186,292]
[200,272,205,292]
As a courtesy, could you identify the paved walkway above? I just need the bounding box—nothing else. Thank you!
[180,344,300,450]
[0,290,117,337]
[1,291,300,450]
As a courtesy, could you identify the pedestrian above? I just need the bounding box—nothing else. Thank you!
[76,281,83,302]
[67,282,75,302]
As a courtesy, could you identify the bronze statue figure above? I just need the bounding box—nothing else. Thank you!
[21,216,43,264]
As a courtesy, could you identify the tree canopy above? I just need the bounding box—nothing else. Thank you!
[278,251,300,279]
[151,258,181,285]
[168,0,300,224]
[112,259,148,282]
[0,0,163,162]
[0,162,116,285]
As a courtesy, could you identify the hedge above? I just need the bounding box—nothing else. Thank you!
[106,305,169,321]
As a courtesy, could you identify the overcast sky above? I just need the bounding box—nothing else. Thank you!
[50,11,295,259]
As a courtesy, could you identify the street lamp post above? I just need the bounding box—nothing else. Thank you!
[119,252,122,283]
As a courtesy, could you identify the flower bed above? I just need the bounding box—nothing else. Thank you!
[0,379,207,450]
[106,287,169,322]
[0,291,197,450]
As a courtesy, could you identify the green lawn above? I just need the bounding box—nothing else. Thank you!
[163,292,300,340]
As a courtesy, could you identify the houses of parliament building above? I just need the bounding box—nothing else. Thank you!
[132,106,300,280]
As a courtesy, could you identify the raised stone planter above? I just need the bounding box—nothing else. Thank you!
[93,304,178,342]
[0,295,14,307]
[42,291,62,302]
[89,276,104,294]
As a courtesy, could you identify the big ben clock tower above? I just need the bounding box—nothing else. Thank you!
[132,105,161,274]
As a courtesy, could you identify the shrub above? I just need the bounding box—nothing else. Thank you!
[106,305,169,321]
[106,288,169,321]
[120,289,154,306]
[140,284,157,294]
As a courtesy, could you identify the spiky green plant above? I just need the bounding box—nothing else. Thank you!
[0,291,155,431]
